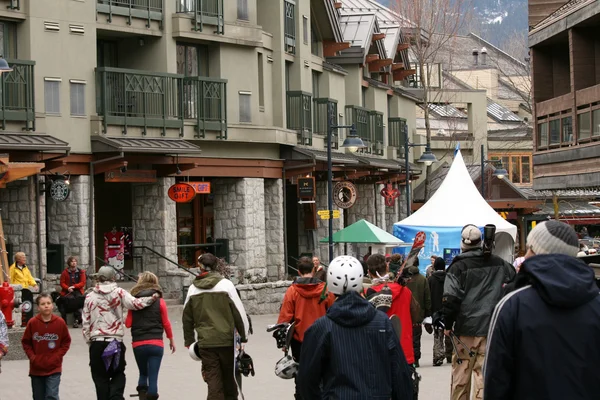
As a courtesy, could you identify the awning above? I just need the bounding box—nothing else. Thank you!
[535,201,600,224]
[292,147,360,164]
[354,155,421,173]
[0,133,70,152]
[91,136,202,155]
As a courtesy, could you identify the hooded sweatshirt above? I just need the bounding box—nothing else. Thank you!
[277,277,335,342]
[21,314,71,376]
[183,272,249,348]
[82,281,156,342]
[484,255,600,400]
[298,292,413,400]
[428,270,446,314]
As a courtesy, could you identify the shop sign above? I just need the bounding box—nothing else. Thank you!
[105,170,157,183]
[188,181,211,194]
[297,177,315,198]
[168,182,196,203]
[333,181,357,209]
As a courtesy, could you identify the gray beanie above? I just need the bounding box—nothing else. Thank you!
[461,224,482,251]
[527,220,579,257]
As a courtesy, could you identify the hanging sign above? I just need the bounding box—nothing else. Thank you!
[168,182,196,203]
[297,177,315,198]
[333,181,357,209]
[380,183,400,207]
[188,181,211,194]
[50,179,71,202]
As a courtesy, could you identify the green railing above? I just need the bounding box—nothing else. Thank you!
[388,117,406,158]
[284,0,296,54]
[370,110,384,155]
[176,0,224,34]
[182,76,227,139]
[96,67,184,135]
[0,59,35,131]
[313,98,338,149]
[345,105,371,153]
[96,0,164,28]
[287,91,312,145]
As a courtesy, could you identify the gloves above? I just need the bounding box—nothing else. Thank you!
[423,316,433,334]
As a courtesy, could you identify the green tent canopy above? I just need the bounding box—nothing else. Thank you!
[320,219,406,245]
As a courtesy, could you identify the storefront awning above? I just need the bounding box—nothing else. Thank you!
[354,155,421,173]
[535,201,600,224]
[91,136,202,155]
[0,133,70,152]
[291,147,360,164]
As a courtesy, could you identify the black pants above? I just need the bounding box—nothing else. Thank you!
[290,338,302,400]
[89,340,127,400]
[413,324,423,362]
[197,346,238,400]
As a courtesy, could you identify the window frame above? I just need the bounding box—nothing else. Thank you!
[176,42,209,77]
[239,91,252,123]
[489,153,533,185]
[69,80,86,117]
[44,78,61,115]
[237,0,249,21]
[257,53,264,110]
[0,21,18,59]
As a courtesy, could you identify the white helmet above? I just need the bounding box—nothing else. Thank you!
[275,355,298,379]
[188,342,201,361]
[327,255,364,295]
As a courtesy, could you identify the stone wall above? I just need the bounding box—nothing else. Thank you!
[237,281,292,315]
[264,179,285,280]
[213,178,267,277]
[0,177,45,280]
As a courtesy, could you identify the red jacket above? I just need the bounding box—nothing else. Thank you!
[22,314,71,376]
[369,282,415,364]
[277,278,335,342]
[60,268,86,296]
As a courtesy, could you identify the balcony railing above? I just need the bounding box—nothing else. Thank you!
[388,117,406,158]
[369,111,384,155]
[5,0,19,10]
[313,98,338,149]
[96,67,184,135]
[176,0,224,34]
[0,59,35,131]
[96,0,163,27]
[345,105,371,154]
[183,76,227,139]
[287,91,312,145]
[284,0,296,54]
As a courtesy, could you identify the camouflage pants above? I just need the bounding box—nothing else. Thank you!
[450,336,486,400]
[433,328,453,364]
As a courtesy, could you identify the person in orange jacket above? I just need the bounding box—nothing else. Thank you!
[277,256,335,399]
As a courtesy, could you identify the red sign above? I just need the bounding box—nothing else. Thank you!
[188,181,211,194]
[168,183,196,203]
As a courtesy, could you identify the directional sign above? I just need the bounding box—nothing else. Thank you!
[317,210,330,216]
[318,210,341,220]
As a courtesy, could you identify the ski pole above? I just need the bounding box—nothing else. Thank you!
[449,335,463,365]
[451,332,476,357]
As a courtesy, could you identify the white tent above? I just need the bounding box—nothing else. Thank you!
[397,150,517,239]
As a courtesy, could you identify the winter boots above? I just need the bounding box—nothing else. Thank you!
[146,395,159,400]
[135,386,148,400]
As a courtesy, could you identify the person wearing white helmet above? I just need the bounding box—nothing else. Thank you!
[297,255,413,399]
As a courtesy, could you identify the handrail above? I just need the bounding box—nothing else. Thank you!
[94,256,138,282]
[133,245,198,277]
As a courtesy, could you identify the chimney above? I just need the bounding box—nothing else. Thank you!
[481,47,488,65]
[472,48,479,66]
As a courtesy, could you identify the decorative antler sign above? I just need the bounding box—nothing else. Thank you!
[380,183,400,207]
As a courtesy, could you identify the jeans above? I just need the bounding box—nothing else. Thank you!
[89,340,127,400]
[31,373,61,400]
[133,345,164,396]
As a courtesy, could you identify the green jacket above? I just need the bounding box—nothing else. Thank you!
[182,272,249,348]
[405,266,432,323]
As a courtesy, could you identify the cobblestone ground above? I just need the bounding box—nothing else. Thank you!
[1,313,451,399]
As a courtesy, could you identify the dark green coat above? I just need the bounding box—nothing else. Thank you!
[405,266,432,323]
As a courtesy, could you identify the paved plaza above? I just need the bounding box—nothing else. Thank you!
[1,313,450,399]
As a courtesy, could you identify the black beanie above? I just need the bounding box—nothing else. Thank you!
[434,257,446,271]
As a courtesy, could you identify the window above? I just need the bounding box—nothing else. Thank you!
[561,116,572,143]
[549,119,560,145]
[511,156,521,183]
[311,24,320,56]
[303,16,308,45]
[361,87,367,107]
[237,0,248,21]
[490,153,532,185]
[285,61,291,91]
[312,70,320,98]
[284,0,296,54]
[578,112,591,140]
[0,22,17,59]
[44,79,61,115]
[239,92,251,123]
[258,53,264,108]
[70,81,85,116]
[593,109,600,137]
[521,156,531,184]
[176,43,209,77]
[537,122,548,148]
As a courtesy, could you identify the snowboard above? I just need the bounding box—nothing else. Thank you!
[390,314,401,339]
[398,231,426,279]
[21,288,34,327]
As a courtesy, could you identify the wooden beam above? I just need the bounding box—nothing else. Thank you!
[156,163,201,176]
[366,54,380,63]
[392,69,416,81]
[323,40,351,57]
[3,163,45,183]
[44,164,90,176]
[391,62,405,71]
[42,160,67,172]
[93,160,128,175]
[397,43,410,51]
[372,33,386,41]
[368,58,393,72]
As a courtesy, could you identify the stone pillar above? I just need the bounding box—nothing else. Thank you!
[132,177,181,298]
[47,176,91,280]
[0,177,45,281]
[264,179,285,280]
[375,184,386,231]
[213,178,267,277]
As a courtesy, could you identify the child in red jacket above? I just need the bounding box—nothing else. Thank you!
[22,293,72,400]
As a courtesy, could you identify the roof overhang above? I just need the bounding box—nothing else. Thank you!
[0,133,70,152]
[91,136,202,155]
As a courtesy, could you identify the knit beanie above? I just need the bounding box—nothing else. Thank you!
[526,220,579,257]
[433,257,446,271]
[461,224,482,251]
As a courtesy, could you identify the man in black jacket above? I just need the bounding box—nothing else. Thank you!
[484,221,600,400]
[297,255,412,400]
[442,224,515,400]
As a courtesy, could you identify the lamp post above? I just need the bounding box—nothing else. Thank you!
[0,56,12,74]
[480,144,508,199]
[326,102,366,263]
[404,124,437,216]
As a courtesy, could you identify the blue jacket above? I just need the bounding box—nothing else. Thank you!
[297,291,412,400]
[484,254,600,400]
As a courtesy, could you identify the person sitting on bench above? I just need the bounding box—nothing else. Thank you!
[58,256,86,328]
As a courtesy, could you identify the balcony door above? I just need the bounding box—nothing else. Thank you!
[177,43,209,119]
[0,21,18,110]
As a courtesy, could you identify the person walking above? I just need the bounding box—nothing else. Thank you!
[125,272,175,400]
[427,257,452,366]
[22,293,71,400]
[484,221,600,400]
[297,255,413,399]
[82,266,158,400]
[405,264,431,368]
[442,224,514,400]
[58,256,86,328]
[277,256,335,399]
[183,253,249,400]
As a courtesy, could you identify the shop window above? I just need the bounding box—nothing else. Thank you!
[578,112,591,140]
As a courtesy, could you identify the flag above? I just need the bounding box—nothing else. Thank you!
[454,142,461,156]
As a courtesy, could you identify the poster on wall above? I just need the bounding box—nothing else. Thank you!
[104,228,125,270]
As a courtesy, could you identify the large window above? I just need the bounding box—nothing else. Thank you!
[176,43,209,77]
[490,153,532,185]
[0,21,17,59]
[284,0,296,54]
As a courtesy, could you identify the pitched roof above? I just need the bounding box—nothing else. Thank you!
[531,0,594,32]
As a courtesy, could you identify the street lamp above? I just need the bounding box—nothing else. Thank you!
[326,103,366,263]
[0,56,12,74]
[480,144,507,199]
[404,124,437,216]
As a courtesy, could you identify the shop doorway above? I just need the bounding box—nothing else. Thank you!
[176,190,214,268]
